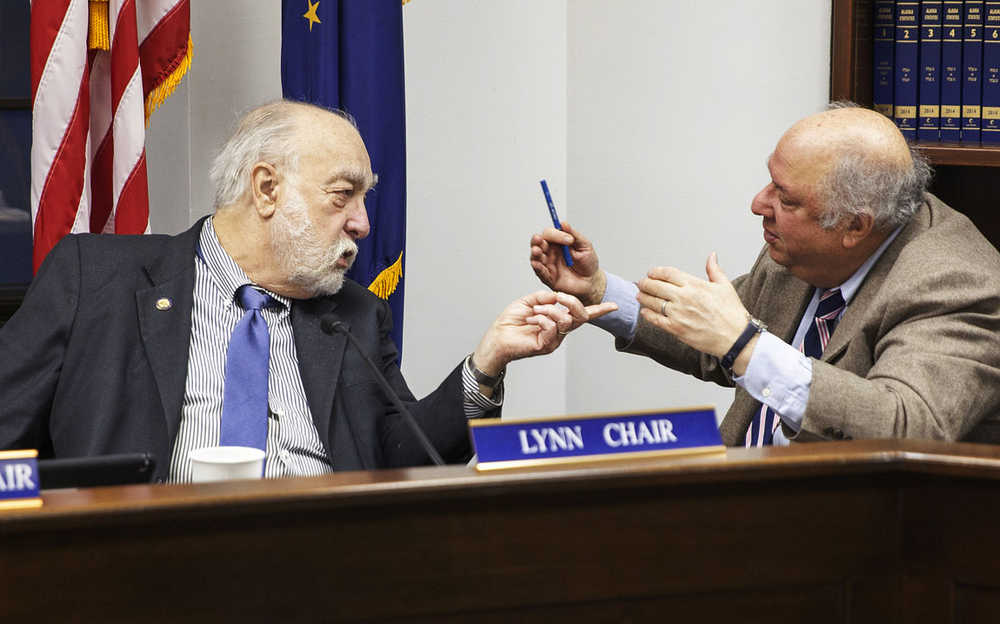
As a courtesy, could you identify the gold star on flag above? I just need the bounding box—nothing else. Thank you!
[303,0,321,32]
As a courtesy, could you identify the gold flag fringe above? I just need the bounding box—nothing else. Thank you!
[144,35,193,126]
[368,251,404,300]
[88,0,110,51]
[87,0,191,126]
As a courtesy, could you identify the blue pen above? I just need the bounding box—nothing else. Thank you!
[539,179,574,267]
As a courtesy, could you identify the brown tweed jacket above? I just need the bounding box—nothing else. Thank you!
[619,194,1000,445]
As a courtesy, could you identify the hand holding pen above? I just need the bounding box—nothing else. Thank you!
[529,185,608,307]
[539,180,574,268]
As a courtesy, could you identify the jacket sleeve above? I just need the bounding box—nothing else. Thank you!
[0,237,82,452]
[611,250,773,388]
[371,298,481,467]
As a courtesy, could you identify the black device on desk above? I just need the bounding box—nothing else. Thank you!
[38,453,156,489]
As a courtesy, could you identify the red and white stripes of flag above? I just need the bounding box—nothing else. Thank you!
[29,0,191,272]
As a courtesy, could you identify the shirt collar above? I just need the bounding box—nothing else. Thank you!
[833,224,902,305]
[198,218,292,310]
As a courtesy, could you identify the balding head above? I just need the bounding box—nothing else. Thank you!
[783,105,912,171]
[777,103,931,232]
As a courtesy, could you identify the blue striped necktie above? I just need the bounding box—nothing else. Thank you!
[221,285,279,451]
[746,288,846,447]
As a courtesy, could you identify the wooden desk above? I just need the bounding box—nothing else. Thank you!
[3,440,1000,623]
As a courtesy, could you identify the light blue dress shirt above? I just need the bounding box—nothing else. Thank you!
[592,227,901,445]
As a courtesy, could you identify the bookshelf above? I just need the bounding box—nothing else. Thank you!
[831,0,1000,247]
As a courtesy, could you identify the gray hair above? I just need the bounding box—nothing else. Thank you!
[816,101,933,231]
[209,100,357,209]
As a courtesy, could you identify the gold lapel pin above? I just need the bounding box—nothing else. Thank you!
[155,297,173,311]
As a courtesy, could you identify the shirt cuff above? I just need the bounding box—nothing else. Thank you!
[732,332,812,432]
[461,355,503,418]
[589,271,639,340]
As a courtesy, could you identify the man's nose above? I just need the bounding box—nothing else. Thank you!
[751,183,775,217]
[346,199,371,240]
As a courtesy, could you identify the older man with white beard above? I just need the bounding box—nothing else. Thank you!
[0,100,613,483]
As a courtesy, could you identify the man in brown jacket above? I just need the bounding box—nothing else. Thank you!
[530,104,1000,445]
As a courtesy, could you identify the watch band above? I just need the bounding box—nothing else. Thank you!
[467,355,505,389]
[720,317,766,372]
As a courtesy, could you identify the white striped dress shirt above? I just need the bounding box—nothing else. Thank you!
[168,218,500,482]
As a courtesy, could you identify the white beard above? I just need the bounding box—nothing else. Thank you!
[269,187,358,297]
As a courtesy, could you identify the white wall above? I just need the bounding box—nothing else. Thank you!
[146,1,282,233]
[146,0,831,423]
[401,0,568,419]
[565,1,831,420]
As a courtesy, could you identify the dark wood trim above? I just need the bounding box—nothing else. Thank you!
[3,441,1000,622]
[830,0,858,101]
[917,143,1000,167]
[830,0,874,104]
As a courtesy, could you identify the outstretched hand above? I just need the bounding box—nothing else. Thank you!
[472,290,618,377]
[635,253,751,363]
[529,223,606,306]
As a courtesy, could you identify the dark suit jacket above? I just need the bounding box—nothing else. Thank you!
[0,219,486,481]
[619,194,1000,445]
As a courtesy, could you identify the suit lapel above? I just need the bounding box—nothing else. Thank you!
[821,205,930,363]
[722,272,812,445]
[292,296,347,453]
[136,220,202,445]
[762,277,813,343]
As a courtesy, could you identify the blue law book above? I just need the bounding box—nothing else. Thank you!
[982,1,1000,143]
[895,1,921,139]
[941,1,965,140]
[920,1,944,140]
[875,1,896,119]
[962,0,985,143]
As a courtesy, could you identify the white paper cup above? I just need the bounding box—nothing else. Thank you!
[189,446,265,483]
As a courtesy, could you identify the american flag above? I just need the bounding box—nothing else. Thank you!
[29,0,191,272]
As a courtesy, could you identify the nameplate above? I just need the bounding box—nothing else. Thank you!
[0,450,42,510]
[469,407,724,471]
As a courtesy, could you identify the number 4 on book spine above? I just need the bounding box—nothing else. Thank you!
[941,2,964,141]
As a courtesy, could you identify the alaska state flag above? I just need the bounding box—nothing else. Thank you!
[281,0,407,355]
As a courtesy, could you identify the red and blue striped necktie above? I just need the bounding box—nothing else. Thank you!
[746,288,846,447]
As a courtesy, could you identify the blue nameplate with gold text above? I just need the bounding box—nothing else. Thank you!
[469,407,724,471]
[0,450,42,510]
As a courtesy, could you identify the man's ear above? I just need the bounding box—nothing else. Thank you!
[842,212,875,248]
[250,162,279,218]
